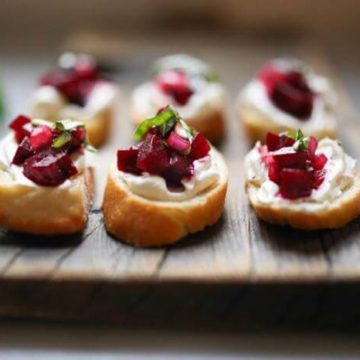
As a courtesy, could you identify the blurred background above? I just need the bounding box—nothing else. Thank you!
[1,1,360,359]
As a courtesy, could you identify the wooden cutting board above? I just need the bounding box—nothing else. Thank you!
[1,33,360,328]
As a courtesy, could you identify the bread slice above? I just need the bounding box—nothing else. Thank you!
[131,105,225,144]
[246,174,360,230]
[84,107,112,148]
[0,168,93,235]
[238,102,337,144]
[102,150,228,247]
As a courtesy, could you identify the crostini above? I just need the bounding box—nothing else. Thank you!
[237,58,337,143]
[131,54,226,143]
[0,115,94,235]
[245,130,360,230]
[103,106,228,247]
[29,52,118,147]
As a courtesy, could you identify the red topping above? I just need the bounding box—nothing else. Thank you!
[9,115,32,143]
[258,63,315,119]
[29,125,53,151]
[189,133,211,160]
[68,127,87,152]
[117,127,210,189]
[266,132,295,151]
[263,132,328,199]
[23,153,78,187]
[166,131,191,153]
[117,149,141,175]
[40,57,101,106]
[12,137,34,165]
[155,70,193,106]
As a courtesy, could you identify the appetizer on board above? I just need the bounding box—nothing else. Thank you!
[237,58,337,143]
[0,115,94,235]
[29,52,118,147]
[103,106,228,247]
[245,130,360,230]
[131,54,226,143]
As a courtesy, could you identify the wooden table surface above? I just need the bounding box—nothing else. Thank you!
[1,32,360,328]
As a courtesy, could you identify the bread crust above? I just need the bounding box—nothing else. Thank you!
[85,108,112,148]
[246,174,360,230]
[238,102,337,144]
[0,168,93,235]
[131,105,225,144]
[102,150,228,247]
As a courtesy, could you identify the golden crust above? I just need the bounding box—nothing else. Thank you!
[131,105,225,144]
[102,150,228,247]
[238,102,337,144]
[85,108,112,148]
[246,174,360,230]
[0,168,94,235]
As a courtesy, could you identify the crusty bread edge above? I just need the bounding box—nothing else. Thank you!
[237,102,337,144]
[246,174,360,230]
[102,149,228,247]
[0,168,94,236]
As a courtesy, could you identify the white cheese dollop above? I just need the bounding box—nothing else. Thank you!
[117,149,220,201]
[29,81,118,122]
[0,133,85,189]
[245,138,356,211]
[132,81,225,122]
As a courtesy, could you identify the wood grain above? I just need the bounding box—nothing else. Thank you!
[1,33,360,325]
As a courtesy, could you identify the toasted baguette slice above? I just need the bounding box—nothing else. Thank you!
[246,174,360,230]
[84,107,112,148]
[0,168,93,235]
[131,105,225,144]
[238,102,337,144]
[102,150,228,247]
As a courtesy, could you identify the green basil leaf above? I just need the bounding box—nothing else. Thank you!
[52,131,72,148]
[56,119,84,131]
[133,106,180,141]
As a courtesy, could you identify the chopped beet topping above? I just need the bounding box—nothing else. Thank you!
[23,152,78,187]
[40,54,104,107]
[117,107,210,189]
[263,131,327,199]
[257,63,315,119]
[9,115,32,143]
[155,69,193,106]
[9,117,89,186]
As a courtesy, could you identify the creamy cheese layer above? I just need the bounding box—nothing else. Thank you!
[245,138,356,210]
[117,149,220,201]
[132,81,225,121]
[0,133,85,189]
[29,81,118,122]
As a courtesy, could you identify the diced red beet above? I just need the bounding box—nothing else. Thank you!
[23,152,78,186]
[312,153,327,171]
[136,131,170,174]
[307,136,318,158]
[272,150,308,169]
[258,64,314,119]
[189,133,210,160]
[166,131,191,153]
[68,127,87,152]
[29,125,53,151]
[279,168,313,199]
[268,158,281,183]
[266,132,295,151]
[11,137,34,165]
[9,115,32,143]
[117,148,141,175]
[155,70,193,106]
[73,57,99,79]
[313,169,326,188]
[163,152,193,187]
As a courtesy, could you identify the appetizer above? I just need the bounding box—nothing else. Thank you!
[29,52,118,147]
[245,130,360,230]
[103,106,228,247]
[0,115,93,235]
[237,58,337,143]
[131,54,226,143]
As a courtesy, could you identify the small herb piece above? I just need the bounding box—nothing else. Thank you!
[133,106,180,141]
[85,141,97,153]
[292,129,309,151]
[52,131,72,148]
[55,119,84,131]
